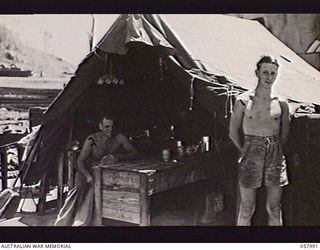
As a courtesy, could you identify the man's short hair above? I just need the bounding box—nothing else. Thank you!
[256,56,279,70]
[99,114,116,123]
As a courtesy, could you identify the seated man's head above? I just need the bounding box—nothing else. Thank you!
[99,115,115,137]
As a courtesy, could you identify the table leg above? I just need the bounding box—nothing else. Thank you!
[139,174,150,226]
[93,167,102,226]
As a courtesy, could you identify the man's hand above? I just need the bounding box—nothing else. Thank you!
[86,174,93,184]
[229,99,246,151]
[101,154,119,164]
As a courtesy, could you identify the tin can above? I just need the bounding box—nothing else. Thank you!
[185,146,192,155]
[162,149,171,161]
[175,141,184,158]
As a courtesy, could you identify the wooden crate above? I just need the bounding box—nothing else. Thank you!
[102,169,141,224]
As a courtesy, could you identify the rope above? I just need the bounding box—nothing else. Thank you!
[189,76,195,110]
[0,141,20,149]
[159,57,163,80]
[93,49,106,62]
[229,86,234,115]
[224,88,230,118]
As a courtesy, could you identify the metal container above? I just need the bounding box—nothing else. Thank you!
[162,149,171,161]
[176,141,184,158]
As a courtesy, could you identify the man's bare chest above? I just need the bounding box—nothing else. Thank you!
[244,99,281,121]
[91,135,120,155]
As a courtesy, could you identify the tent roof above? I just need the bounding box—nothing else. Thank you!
[43,14,320,126]
[159,14,320,105]
[96,15,175,55]
[90,14,320,105]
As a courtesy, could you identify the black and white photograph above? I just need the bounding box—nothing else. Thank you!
[0,12,320,242]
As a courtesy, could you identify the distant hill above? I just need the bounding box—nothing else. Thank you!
[0,24,76,78]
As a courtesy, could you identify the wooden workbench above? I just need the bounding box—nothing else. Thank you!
[92,153,220,226]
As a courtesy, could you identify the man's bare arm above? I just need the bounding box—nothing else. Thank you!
[229,99,245,151]
[116,134,138,160]
[279,100,290,146]
[77,136,94,183]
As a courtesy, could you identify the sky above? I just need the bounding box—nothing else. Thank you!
[0,14,119,66]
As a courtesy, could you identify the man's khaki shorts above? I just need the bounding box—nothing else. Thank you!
[238,134,289,189]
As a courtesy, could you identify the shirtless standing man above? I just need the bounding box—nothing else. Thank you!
[229,56,290,226]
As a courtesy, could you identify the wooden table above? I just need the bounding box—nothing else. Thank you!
[92,153,220,226]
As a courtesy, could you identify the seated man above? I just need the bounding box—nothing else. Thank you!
[54,115,138,226]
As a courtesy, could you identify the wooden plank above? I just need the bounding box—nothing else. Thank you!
[0,94,52,99]
[102,207,140,224]
[0,98,54,103]
[99,159,157,170]
[0,103,52,109]
[140,173,150,226]
[0,87,61,94]
[150,167,188,193]
[102,190,140,213]
[149,166,206,194]
[131,161,167,171]
[102,189,140,224]
[93,167,102,226]
[102,170,140,190]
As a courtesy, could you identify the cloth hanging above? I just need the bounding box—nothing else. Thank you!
[54,172,93,226]
[189,76,195,110]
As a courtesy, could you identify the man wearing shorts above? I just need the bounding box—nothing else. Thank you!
[229,56,290,226]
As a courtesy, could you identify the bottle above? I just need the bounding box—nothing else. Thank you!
[168,124,177,152]
[198,140,204,153]
[176,140,184,158]
[202,136,210,152]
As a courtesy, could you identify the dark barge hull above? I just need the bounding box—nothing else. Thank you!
[0,69,33,77]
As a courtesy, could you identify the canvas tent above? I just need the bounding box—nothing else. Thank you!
[22,14,320,190]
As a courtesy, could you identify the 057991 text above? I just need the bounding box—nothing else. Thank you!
[300,244,318,248]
